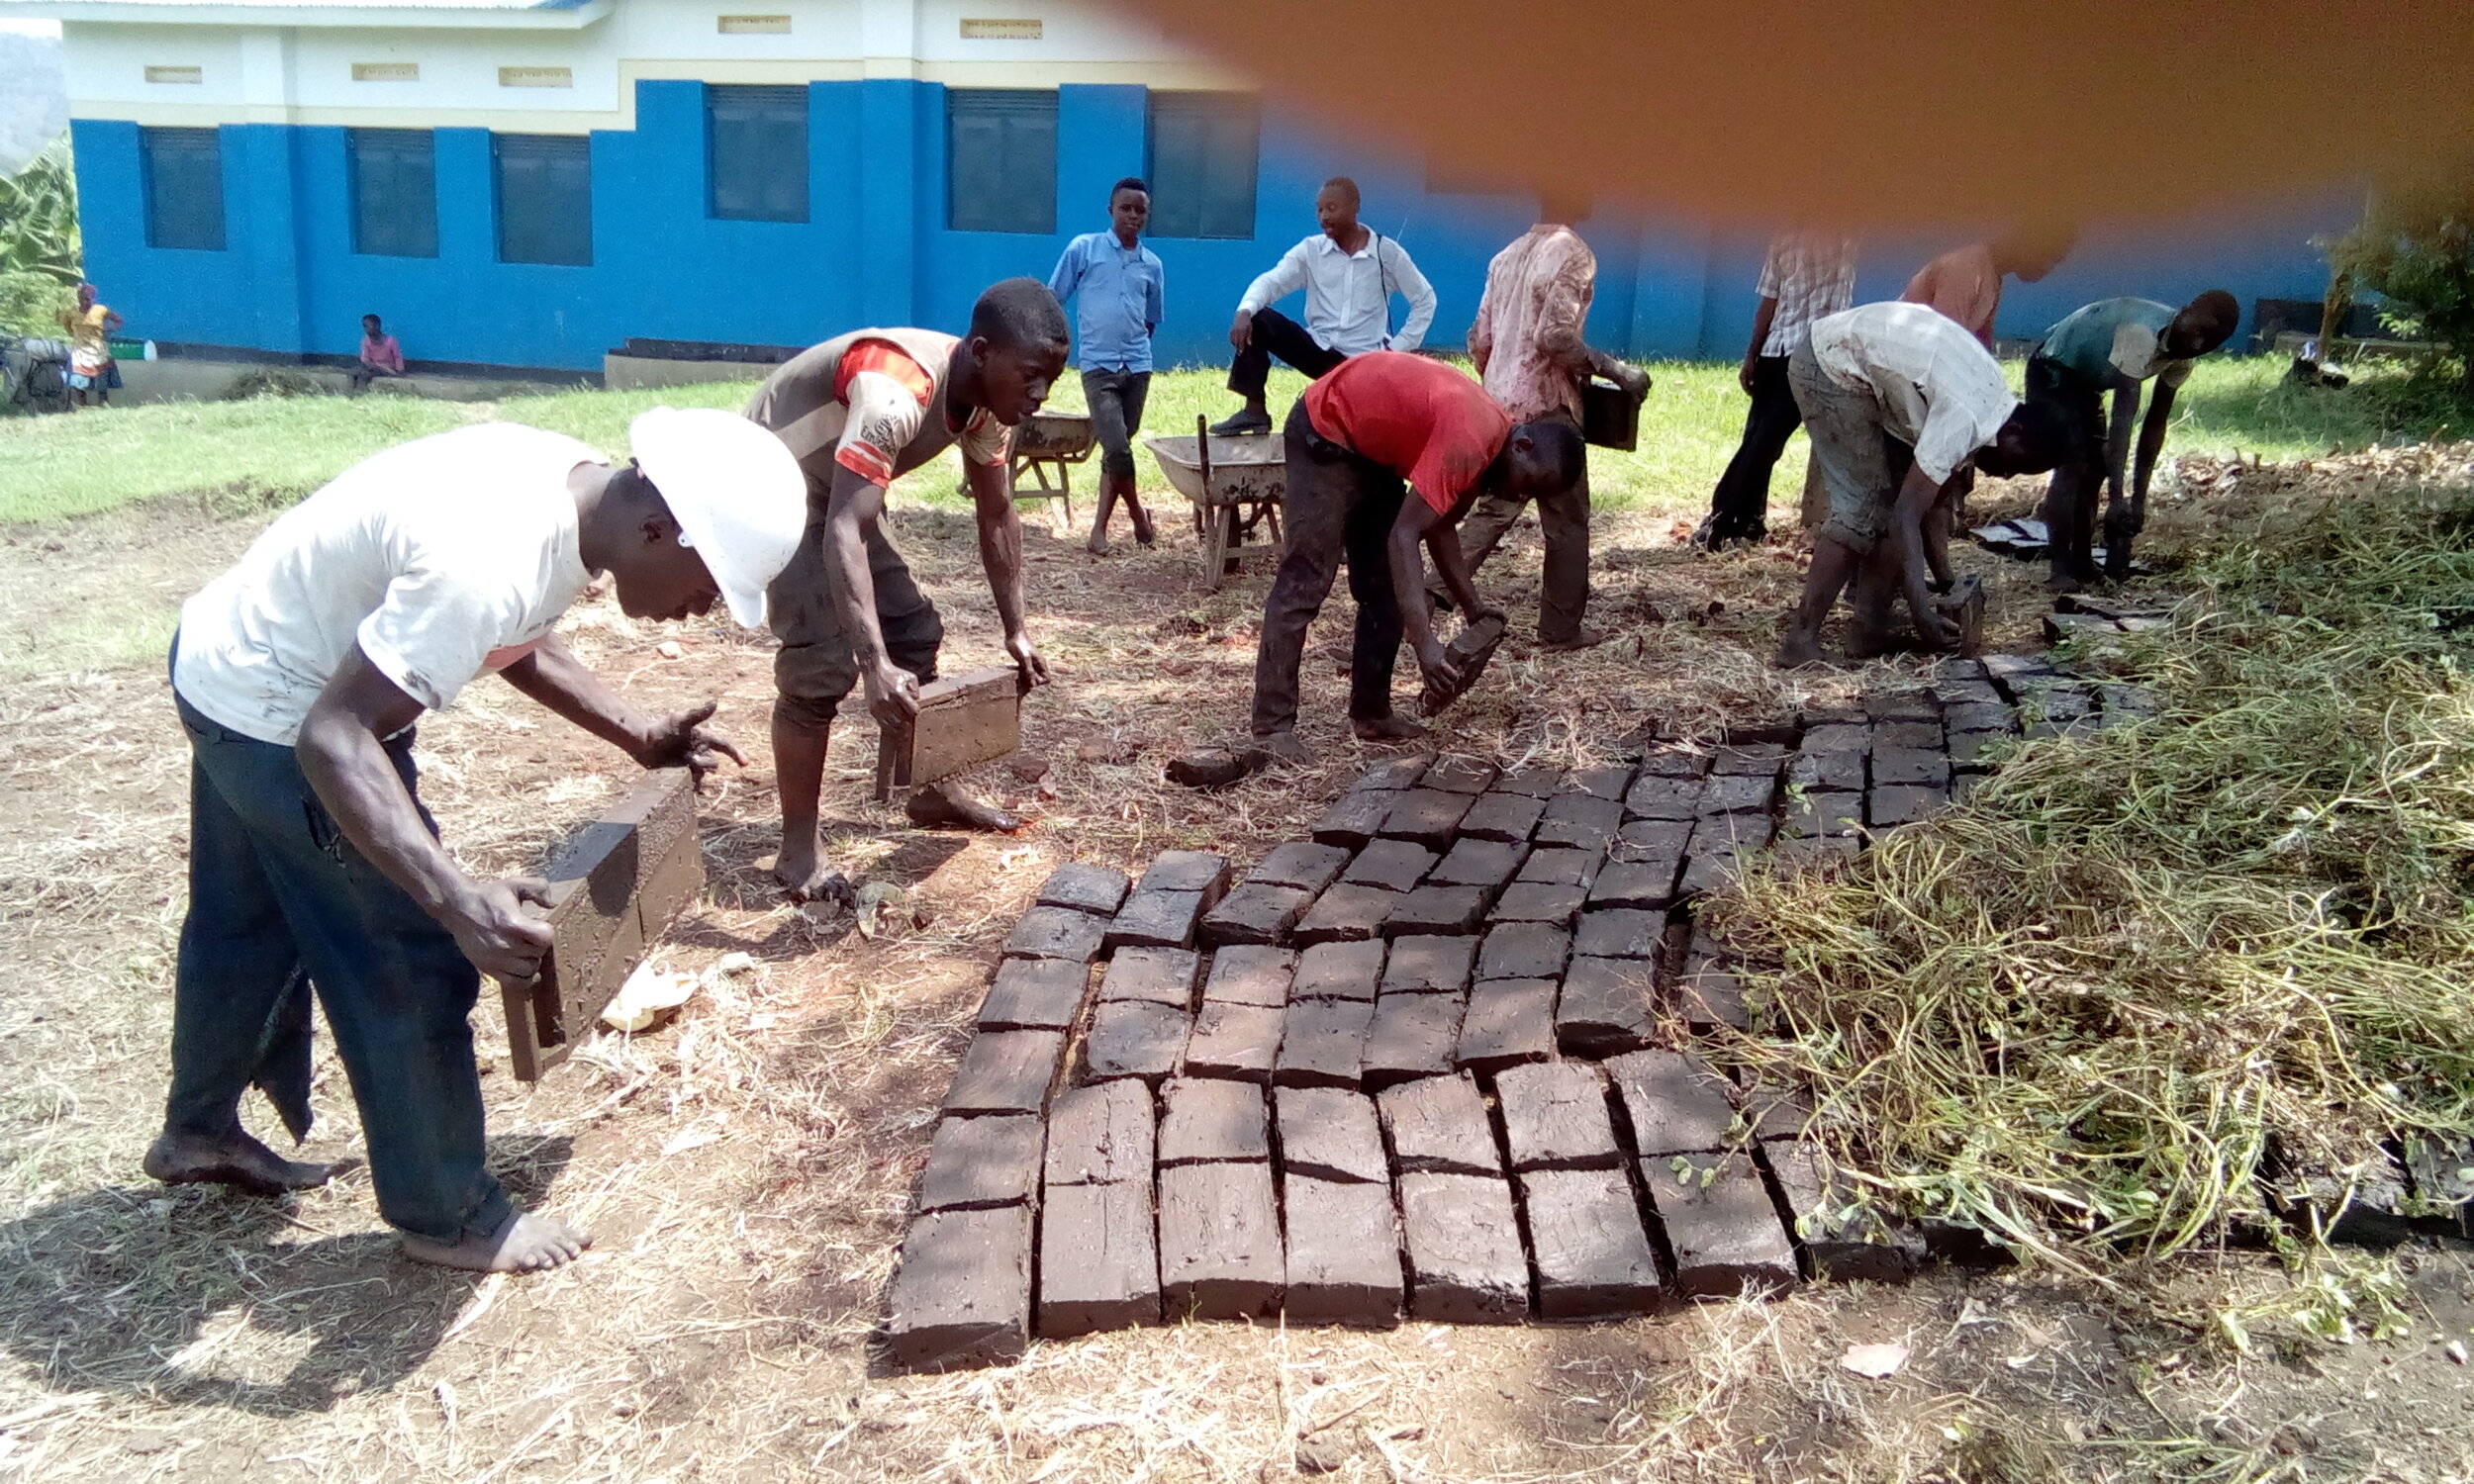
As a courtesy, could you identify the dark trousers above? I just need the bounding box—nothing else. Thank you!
[1445,409,1589,642]
[1082,367,1151,480]
[1226,309,1349,402]
[2025,354,2108,578]
[167,688,511,1245]
[768,480,945,728]
[1252,400,1410,736]
[1706,353,1802,540]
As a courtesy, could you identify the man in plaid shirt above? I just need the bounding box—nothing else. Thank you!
[1696,231,1858,549]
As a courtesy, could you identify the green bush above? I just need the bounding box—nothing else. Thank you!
[2325,179,2474,391]
[0,135,82,339]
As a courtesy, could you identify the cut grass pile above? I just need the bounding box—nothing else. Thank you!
[1714,480,2474,1272]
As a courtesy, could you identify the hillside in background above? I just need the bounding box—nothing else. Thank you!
[0,27,66,176]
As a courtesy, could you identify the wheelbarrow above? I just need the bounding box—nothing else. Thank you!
[1144,415,1285,592]
[1006,411,1094,532]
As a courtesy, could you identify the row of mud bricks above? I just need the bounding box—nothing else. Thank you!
[877,659,2130,1371]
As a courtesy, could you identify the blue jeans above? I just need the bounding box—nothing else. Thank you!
[166,685,512,1244]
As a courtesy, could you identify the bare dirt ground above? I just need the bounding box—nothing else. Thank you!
[4,471,2474,1483]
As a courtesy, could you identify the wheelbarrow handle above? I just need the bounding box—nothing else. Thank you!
[1194,412,1213,491]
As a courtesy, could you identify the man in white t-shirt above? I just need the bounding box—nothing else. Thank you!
[154,410,805,1273]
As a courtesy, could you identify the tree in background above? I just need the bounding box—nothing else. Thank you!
[2323,178,2474,392]
[0,135,79,339]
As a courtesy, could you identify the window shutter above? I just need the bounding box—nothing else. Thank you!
[348,129,439,258]
[947,89,1057,234]
[493,134,593,266]
[708,84,809,223]
[140,127,226,251]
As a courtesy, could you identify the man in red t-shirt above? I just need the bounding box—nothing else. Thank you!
[1250,352,1583,758]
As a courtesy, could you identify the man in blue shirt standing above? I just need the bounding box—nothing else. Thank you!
[1049,177,1166,555]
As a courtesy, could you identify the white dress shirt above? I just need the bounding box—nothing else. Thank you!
[1807,302,2018,485]
[1236,230,1438,355]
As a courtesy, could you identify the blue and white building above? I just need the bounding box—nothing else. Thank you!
[10,0,2355,376]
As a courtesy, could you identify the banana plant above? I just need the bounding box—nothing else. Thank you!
[0,137,83,285]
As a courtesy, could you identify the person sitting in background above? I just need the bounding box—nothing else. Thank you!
[2026,291,2239,589]
[1776,302,2073,667]
[1696,229,1860,550]
[62,282,124,409]
[352,314,407,393]
[1047,177,1165,556]
[1209,177,1437,436]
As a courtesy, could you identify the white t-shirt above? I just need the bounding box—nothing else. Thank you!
[1808,302,2018,485]
[174,422,600,746]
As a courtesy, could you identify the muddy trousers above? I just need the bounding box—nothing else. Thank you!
[164,688,512,1246]
[1251,400,1412,736]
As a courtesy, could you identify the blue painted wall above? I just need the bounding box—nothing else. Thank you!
[72,82,2357,373]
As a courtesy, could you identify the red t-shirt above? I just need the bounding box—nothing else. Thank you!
[1302,352,1511,513]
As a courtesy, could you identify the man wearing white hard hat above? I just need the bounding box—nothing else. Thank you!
[146,409,804,1273]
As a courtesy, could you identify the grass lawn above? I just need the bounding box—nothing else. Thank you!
[3,354,2466,527]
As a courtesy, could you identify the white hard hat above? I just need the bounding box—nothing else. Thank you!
[627,406,807,629]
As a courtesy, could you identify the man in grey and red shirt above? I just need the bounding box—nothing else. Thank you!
[1251,352,1582,759]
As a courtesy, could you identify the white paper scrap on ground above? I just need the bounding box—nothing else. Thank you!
[1840,1342,1912,1378]
[602,962,700,1032]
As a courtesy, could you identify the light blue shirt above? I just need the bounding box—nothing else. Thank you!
[1048,231,1164,373]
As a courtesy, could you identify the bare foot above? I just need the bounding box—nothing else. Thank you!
[1775,634,1829,669]
[144,1129,337,1197]
[906,781,1024,833]
[402,1208,593,1273]
[774,837,856,905]
[1540,627,1610,653]
[1352,714,1432,744]
[2046,570,2084,595]
[1086,535,1112,557]
[1250,730,1315,766]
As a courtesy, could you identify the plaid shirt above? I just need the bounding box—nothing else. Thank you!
[1757,232,1859,357]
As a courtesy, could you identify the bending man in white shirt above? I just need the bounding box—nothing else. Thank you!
[1209,175,1438,436]
[154,412,805,1272]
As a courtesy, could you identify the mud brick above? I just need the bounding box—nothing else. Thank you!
[1863,686,1938,722]
[1564,766,1633,800]
[1516,847,1600,888]
[1180,1002,1286,1083]
[1676,932,1749,1030]
[1606,1049,1740,1156]
[1870,720,1946,752]
[1283,1175,1405,1326]
[885,1206,1031,1370]
[1362,991,1469,1087]
[1457,977,1558,1073]
[1457,789,1549,843]
[1676,843,1751,898]
[1614,817,1694,859]
[1777,835,1862,872]
[1432,837,1526,892]
[1158,1161,1285,1320]
[1396,1172,1529,1323]
[1488,881,1586,927]
[1157,1076,1270,1164]
[1710,742,1787,777]
[1788,749,1866,791]
[1421,756,1499,793]
[1380,934,1475,994]
[1098,946,1201,1009]
[1867,783,1949,827]
[1379,788,1475,850]
[1556,956,1659,1058]
[1798,722,1871,753]
[1378,1071,1500,1176]
[1740,1076,1816,1141]
[946,1029,1066,1116]
[1344,838,1439,893]
[1492,764,1564,795]
[1247,841,1352,895]
[1312,789,1392,852]
[1692,809,1774,852]
[1782,790,1863,839]
[1106,890,1206,951]
[1036,862,1131,917]
[1947,729,2013,769]
[1573,908,1665,961]
[1003,905,1108,964]
[1649,1152,1798,1297]
[1277,998,1374,1088]
[1383,883,1489,938]
[1869,748,1951,787]
[1293,882,1403,945]
[1980,652,2056,693]
[1589,858,1681,912]
[917,1114,1044,1213]
[1766,1142,1926,1282]
[1138,850,1232,904]
[1535,792,1623,851]
[1354,756,1430,791]
[1635,747,1711,780]
[1043,1079,1154,1185]
[1697,773,1776,816]
[2025,682,2097,721]
[1277,1085,1390,1183]
[1037,1181,1162,1337]
[1199,883,1314,947]
[1519,1168,1665,1320]
[1477,921,1570,981]
[1495,1061,1622,1170]
[978,958,1092,1033]
[1203,944,1295,1007]
[1078,1001,1189,1083]
[1293,938,1385,1001]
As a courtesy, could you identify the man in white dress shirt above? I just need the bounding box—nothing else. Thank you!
[1208,176,1438,436]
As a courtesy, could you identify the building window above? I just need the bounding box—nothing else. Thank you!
[707,84,808,223]
[946,89,1056,234]
[1146,92,1258,239]
[140,126,225,251]
[493,134,593,266]
[348,129,438,258]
